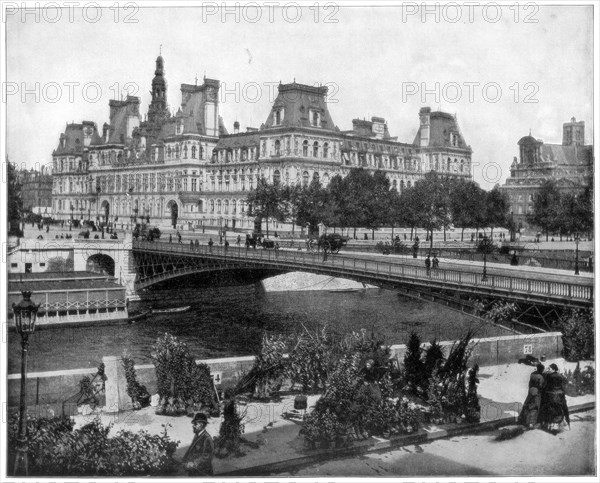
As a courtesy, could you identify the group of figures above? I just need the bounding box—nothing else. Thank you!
[518,363,570,433]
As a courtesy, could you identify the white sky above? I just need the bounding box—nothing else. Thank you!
[4,2,595,189]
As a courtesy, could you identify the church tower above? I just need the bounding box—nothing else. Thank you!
[147,54,170,124]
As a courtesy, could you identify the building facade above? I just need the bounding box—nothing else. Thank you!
[51,56,473,231]
[500,117,594,229]
[18,167,53,213]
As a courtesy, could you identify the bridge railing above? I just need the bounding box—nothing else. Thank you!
[133,240,593,303]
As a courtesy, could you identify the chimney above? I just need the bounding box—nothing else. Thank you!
[234,121,240,134]
[419,107,431,147]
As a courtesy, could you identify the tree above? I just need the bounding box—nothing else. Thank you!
[246,177,288,236]
[412,172,452,254]
[485,185,511,237]
[449,180,486,241]
[529,180,562,241]
[293,179,330,237]
[7,159,23,237]
[365,170,392,239]
[338,168,375,238]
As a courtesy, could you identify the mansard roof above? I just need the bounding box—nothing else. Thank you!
[53,122,99,155]
[215,131,261,149]
[263,82,338,131]
[413,110,469,149]
[540,143,593,166]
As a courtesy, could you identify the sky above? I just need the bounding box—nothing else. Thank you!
[3,2,595,189]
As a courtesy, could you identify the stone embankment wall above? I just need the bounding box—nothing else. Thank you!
[7,332,562,414]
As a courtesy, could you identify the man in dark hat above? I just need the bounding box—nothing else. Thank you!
[182,412,214,476]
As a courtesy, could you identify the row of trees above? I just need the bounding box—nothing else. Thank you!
[529,180,593,241]
[247,168,513,250]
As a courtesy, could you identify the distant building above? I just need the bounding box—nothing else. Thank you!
[18,167,53,213]
[500,117,594,230]
[51,55,474,230]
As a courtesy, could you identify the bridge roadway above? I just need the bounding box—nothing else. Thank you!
[132,240,593,308]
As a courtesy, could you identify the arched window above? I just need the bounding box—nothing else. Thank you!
[273,170,281,184]
[175,145,180,158]
[313,172,320,183]
[167,146,172,158]
[407,180,412,188]
[224,200,229,214]
[275,140,281,156]
[191,145,197,158]
[303,140,308,157]
[392,179,397,190]
[217,200,221,214]
[313,141,319,157]
[232,200,237,214]
[183,145,188,159]
[460,160,464,172]
[400,180,405,191]
[323,143,329,158]
[210,200,215,213]
[302,171,309,187]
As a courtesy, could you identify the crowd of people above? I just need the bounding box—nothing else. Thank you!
[518,362,570,433]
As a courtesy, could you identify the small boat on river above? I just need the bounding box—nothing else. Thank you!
[127,311,151,323]
[152,305,191,314]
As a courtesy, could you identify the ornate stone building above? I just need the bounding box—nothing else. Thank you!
[500,117,594,229]
[18,166,53,213]
[51,56,473,231]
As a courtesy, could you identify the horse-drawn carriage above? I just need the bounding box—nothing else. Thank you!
[245,233,278,249]
[307,233,348,254]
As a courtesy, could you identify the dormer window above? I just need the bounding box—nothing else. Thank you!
[310,110,321,127]
[177,122,183,135]
[274,108,284,126]
[451,132,459,147]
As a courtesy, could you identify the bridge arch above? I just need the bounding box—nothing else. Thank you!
[86,253,115,276]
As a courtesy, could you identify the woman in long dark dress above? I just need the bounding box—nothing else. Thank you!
[540,363,570,432]
[518,363,545,429]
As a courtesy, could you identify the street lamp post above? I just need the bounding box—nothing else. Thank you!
[574,233,580,275]
[12,290,41,476]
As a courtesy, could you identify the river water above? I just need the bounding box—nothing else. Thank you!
[7,280,513,374]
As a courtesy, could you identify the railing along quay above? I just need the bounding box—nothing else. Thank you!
[133,240,593,306]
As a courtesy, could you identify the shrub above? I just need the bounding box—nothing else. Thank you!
[421,340,445,395]
[215,398,246,457]
[403,332,425,395]
[235,333,288,398]
[7,414,179,476]
[564,362,595,396]
[152,333,219,416]
[554,309,595,361]
[121,351,150,409]
[288,326,334,392]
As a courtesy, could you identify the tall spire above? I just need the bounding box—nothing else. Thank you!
[148,53,169,125]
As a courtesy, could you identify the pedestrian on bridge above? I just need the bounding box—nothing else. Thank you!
[236,234,241,246]
[195,239,199,250]
[208,238,214,252]
[169,234,172,243]
[425,255,431,275]
[190,240,194,249]
[432,255,439,269]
